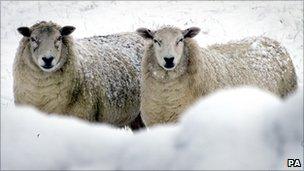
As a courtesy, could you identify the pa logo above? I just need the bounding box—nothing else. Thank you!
[287,159,301,167]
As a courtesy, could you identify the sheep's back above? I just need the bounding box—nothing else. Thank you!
[75,33,145,125]
[206,36,297,97]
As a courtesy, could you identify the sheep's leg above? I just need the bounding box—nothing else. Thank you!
[129,112,146,131]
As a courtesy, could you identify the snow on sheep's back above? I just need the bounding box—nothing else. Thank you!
[1,87,302,170]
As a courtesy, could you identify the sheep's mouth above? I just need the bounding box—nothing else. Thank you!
[42,65,54,69]
[164,63,175,71]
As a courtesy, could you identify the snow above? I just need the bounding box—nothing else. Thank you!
[1,87,303,170]
[1,1,303,170]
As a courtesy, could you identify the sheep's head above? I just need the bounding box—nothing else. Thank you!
[137,26,200,71]
[17,21,75,72]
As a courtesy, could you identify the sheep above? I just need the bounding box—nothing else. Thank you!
[13,21,145,130]
[137,26,297,126]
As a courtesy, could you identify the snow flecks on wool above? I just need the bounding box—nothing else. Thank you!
[208,36,297,97]
[73,32,145,124]
[76,33,143,106]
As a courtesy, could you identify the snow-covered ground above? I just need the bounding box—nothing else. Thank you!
[1,1,303,170]
[1,87,303,170]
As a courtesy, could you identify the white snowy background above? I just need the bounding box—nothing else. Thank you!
[1,1,303,170]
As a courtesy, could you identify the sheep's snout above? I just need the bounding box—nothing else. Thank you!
[164,56,175,70]
[41,56,54,69]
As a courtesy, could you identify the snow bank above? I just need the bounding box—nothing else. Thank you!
[1,87,302,170]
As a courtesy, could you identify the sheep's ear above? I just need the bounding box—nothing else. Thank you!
[60,26,75,36]
[182,27,200,38]
[136,28,154,39]
[17,27,31,37]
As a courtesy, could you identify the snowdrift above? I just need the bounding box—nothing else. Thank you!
[1,87,303,170]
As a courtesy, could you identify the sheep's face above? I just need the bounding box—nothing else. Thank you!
[137,27,200,71]
[17,25,75,72]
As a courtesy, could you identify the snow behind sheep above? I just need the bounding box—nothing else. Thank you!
[1,87,303,170]
[1,1,303,106]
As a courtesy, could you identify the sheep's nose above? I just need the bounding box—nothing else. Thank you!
[164,57,175,69]
[164,57,174,63]
[42,56,54,68]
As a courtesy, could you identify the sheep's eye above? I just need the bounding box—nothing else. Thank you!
[57,36,62,41]
[30,38,38,51]
[177,38,184,45]
[55,39,61,49]
[30,37,37,42]
[153,39,161,46]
